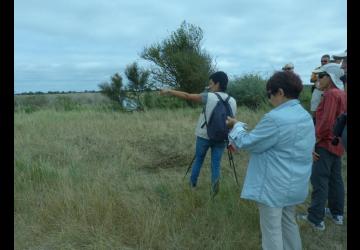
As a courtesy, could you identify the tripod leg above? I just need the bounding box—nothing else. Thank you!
[184,154,196,179]
[228,149,239,186]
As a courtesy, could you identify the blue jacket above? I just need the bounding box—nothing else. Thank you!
[229,99,315,207]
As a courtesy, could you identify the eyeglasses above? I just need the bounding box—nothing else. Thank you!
[318,72,329,79]
[321,60,328,63]
[283,67,293,71]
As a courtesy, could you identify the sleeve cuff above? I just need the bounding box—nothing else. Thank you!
[228,122,247,149]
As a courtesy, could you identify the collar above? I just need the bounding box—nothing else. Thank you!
[273,99,300,111]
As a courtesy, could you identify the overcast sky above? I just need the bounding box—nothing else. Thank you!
[14,0,347,93]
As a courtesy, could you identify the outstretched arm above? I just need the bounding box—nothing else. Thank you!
[160,89,202,103]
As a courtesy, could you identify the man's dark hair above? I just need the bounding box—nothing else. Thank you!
[266,71,303,99]
[321,54,331,59]
[209,71,228,91]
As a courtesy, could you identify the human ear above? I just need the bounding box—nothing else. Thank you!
[214,82,221,91]
[278,88,285,96]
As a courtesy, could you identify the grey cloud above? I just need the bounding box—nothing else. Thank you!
[15,0,346,92]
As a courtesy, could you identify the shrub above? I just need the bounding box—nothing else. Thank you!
[125,62,151,110]
[141,21,215,93]
[227,74,267,109]
[298,85,312,112]
[142,91,190,109]
[98,73,125,105]
[16,95,49,113]
[54,96,80,111]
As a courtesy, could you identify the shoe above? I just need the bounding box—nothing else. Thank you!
[332,215,344,225]
[189,181,196,190]
[325,208,344,225]
[324,207,331,217]
[297,214,325,231]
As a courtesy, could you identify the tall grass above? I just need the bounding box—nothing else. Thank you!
[14,84,313,113]
[14,107,346,249]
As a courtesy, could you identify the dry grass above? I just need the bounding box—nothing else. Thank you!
[14,107,346,249]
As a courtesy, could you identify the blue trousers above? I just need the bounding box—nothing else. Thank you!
[190,136,226,190]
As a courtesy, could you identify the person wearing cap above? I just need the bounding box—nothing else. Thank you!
[310,55,330,123]
[298,63,346,231]
[332,57,342,64]
[333,50,347,83]
[310,69,323,124]
[333,50,347,68]
[282,62,294,72]
[332,50,347,151]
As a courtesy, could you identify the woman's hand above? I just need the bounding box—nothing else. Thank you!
[226,116,238,129]
[312,151,320,161]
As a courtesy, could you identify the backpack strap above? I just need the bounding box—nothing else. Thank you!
[214,92,233,117]
[214,92,223,102]
[214,92,230,104]
[225,95,233,117]
[202,93,219,128]
[201,105,207,128]
[201,92,232,128]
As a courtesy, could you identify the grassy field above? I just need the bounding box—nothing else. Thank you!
[14,105,346,249]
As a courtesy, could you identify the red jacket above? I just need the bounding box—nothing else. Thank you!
[315,87,347,156]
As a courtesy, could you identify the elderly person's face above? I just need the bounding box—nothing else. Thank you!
[267,88,288,107]
[321,57,329,65]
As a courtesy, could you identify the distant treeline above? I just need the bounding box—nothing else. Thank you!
[15,90,100,95]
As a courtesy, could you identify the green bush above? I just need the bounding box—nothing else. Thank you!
[227,74,268,109]
[142,91,191,109]
[299,85,312,112]
[15,95,49,113]
[54,96,80,111]
[141,21,215,93]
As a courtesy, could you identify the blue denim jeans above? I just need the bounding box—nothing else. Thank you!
[190,136,226,190]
